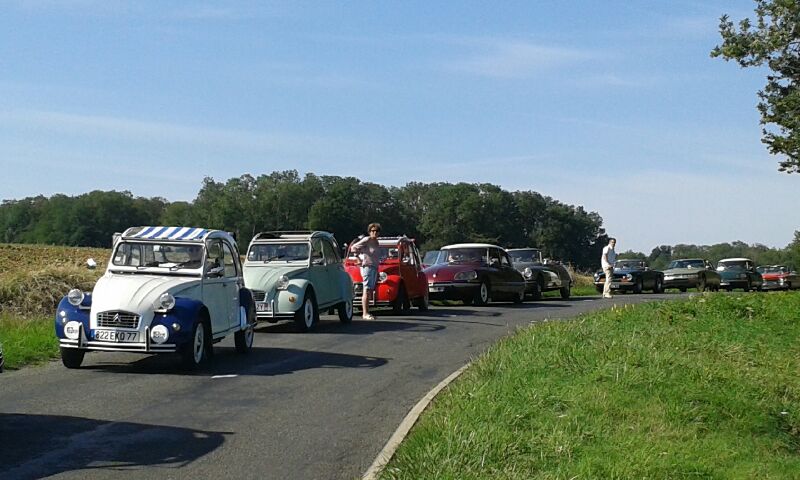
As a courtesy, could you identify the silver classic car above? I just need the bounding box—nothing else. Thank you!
[662,258,721,292]
[507,248,572,299]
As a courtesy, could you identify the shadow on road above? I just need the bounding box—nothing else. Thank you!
[257,319,445,335]
[0,413,228,480]
[81,346,388,377]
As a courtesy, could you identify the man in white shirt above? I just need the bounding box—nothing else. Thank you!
[601,238,617,298]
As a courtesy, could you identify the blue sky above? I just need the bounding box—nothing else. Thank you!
[1,0,798,254]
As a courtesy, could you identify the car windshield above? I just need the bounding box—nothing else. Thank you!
[444,248,487,264]
[757,266,784,274]
[508,249,541,263]
[423,250,444,266]
[615,260,645,269]
[717,261,748,271]
[112,242,204,270]
[248,242,309,262]
[666,260,705,269]
[347,246,402,264]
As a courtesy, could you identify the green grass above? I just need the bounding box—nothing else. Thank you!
[381,292,800,479]
[0,314,59,370]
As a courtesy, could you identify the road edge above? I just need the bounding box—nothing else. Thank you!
[362,362,472,480]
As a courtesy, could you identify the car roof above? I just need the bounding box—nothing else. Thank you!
[442,243,500,250]
[719,257,752,262]
[672,258,705,262]
[507,247,541,252]
[377,236,415,247]
[250,231,333,242]
[120,226,228,243]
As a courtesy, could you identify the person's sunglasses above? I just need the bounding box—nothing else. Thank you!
[370,229,380,233]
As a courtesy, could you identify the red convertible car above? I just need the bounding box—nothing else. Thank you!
[424,243,526,305]
[345,236,429,312]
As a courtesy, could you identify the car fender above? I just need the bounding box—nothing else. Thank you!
[54,295,91,339]
[150,297,205,345]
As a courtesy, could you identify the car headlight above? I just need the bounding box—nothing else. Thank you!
[523,267,533,279]
[157,292,176,311]
[276,275,290,290]
[454,271,478,281]
[378,272,388,283]
[624,274,632,281]
[150,325,169,344]
[67,288,84,306]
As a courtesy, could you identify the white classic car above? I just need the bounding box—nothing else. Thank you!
[55,226,257,369]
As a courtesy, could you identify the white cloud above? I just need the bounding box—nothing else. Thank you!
[446,39,598,79]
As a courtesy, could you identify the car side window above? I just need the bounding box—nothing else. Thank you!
[311,239,324,264]
[206,240,223,271]
[501,253,512,267]
[489,248,501,265]
[222,242,238,278]
[322,239,338,265]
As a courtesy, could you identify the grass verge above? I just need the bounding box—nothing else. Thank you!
[0,314,59,370]
[382,291,800,479]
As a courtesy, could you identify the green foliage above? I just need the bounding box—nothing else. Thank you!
[383,293,800,479]
[712,0,800,173]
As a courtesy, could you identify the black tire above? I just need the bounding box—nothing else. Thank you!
[473,280,491,306]
[337,299,353,323]
[180,319,210,369]
[595,285,604,294]
[743,280,751,292]
[294,291,318,332]
[697,276,707,293]
[512,288,525,304]
[633,278,643,294]
[462,297,473,306]
[560,283,571,299]
[679,287,687,293]
[414,290,430,311]
[532,277,544,300]
[653,277,664,293]
[60,347,85,369]
[392,284,411,314]
[234,304,255,354]
[725,287,732,292]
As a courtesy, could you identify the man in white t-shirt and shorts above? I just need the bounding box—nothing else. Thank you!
[601,238,617,299]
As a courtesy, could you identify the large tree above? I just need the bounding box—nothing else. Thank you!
[712,0,800,173]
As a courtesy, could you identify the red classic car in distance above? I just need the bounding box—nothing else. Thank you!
[344,236,429,312]
[756,265,799,290]
[424,243,526,305]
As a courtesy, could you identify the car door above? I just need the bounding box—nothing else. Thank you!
[321,238,342,305]
[221,240,242,330]
[203,239,231,334]
[398,242,420,300]
[500,251,523,294]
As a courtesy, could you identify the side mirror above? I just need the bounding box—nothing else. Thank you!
[312,257,325,266]
[489,258,500,266]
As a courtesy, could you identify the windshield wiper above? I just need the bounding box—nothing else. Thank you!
[263,255,285,263]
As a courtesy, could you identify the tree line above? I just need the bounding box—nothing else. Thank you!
[0,171,609,270]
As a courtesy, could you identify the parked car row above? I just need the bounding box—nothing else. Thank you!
[52,226,577,370]
[594,256,799,294]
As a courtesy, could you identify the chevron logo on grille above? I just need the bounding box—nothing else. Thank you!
[113,313,121,324]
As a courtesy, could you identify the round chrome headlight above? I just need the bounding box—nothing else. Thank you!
[378,272,388,283]
[150,325,169,344]
[276,275,290,290]
[523,267,533,279]
[624,274,633,281]
[67,289,84,306]
[454,271,478,281]
[158,293,176,311]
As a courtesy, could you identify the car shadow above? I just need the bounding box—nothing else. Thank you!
[81,347,388,377]
[256,319,446,335]
[0,413,228,480]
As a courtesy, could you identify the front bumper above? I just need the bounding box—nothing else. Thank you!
[760,280,786,290]
[254,298,295,321]
[58,324,178,353]
[662,275,698,288]
[594,279,635,291]
[352,282,399,306]
[720,279,750,288]
[427,281,479,300]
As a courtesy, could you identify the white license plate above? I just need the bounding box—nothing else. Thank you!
[256,302,272,312]
[429,286,445,293]
[610,283,620,289]
[93,330,138,342]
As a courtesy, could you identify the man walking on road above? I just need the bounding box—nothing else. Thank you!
[350,222,382,320]
[601,238,617,299]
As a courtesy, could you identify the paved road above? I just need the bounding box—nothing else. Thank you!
[0,293,688,480]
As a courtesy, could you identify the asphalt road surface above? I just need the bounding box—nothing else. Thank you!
[0,293,689,480]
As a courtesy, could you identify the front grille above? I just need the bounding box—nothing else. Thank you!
[353,283,364,296]
[251,290,267,302]
[97,311,140,329]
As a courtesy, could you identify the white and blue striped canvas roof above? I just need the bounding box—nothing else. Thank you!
[123,226,210,241]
